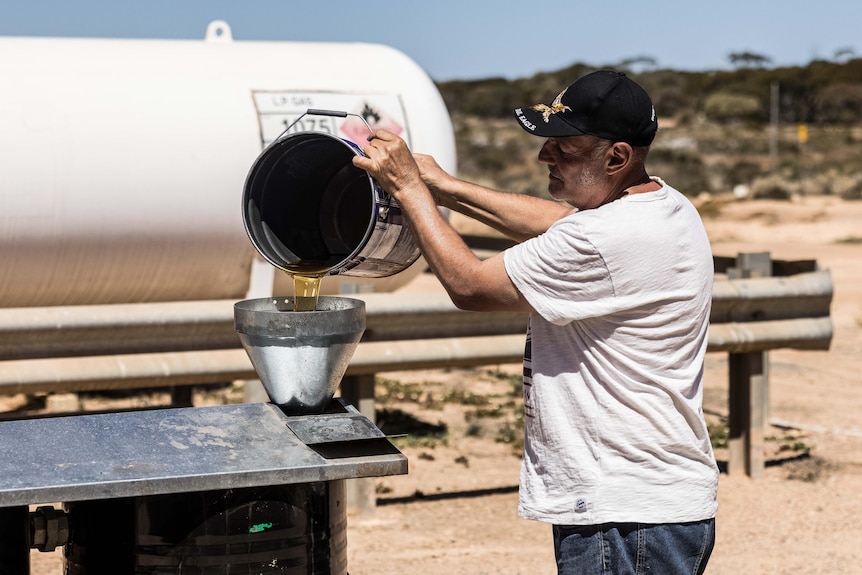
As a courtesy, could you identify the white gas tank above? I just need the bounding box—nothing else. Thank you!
[0,21,455,307]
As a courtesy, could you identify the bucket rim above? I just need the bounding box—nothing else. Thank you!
[241,130,381,275]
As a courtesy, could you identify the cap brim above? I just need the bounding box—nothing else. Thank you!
[514,106,587,138]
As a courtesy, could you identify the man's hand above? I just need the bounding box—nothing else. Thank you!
[352,130,424,200]
[413,153,456,206]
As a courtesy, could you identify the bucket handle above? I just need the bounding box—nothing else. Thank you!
[278,109,374,140]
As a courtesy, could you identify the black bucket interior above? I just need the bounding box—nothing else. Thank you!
[244,133,376,275]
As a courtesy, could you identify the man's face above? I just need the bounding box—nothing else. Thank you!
[537,135,613,210]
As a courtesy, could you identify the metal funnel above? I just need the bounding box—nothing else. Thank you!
[234,296,365,414]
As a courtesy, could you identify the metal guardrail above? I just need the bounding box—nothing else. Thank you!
[0,270,832,392]
[0,257,834,478]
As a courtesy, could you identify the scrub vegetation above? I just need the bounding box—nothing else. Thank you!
[375,368,524,452]
[435,59,862,204]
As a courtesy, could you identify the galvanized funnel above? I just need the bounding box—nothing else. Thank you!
[234,296,365,414]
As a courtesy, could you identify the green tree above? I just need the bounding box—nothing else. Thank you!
[728,51,773,68]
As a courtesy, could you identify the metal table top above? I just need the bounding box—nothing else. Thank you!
[0,400,406,507]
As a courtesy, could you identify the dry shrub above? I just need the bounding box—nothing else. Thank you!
[815,83,862,123]
[836,175,862,200]
[703,92,763,124]
[796,170,862,198]
[750,174,797,200]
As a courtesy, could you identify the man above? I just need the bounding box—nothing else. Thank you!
[353,70,718,575]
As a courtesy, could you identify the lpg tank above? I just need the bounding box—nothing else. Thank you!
[0,21,455,307]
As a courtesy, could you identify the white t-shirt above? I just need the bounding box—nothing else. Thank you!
[503,178,719,526]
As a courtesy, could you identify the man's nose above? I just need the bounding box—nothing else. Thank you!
[537,140,554,164]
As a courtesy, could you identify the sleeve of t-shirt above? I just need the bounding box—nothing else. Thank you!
[503,217,617,325]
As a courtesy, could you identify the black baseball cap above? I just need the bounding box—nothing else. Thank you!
[514,70,658,146]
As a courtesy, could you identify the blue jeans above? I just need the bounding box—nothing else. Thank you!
[553,519,715,575]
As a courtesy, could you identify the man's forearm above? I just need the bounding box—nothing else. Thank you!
[434,178,572,242]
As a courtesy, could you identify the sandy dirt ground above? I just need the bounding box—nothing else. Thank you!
[19,196,862,574]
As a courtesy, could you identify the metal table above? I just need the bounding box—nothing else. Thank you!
[0,400,406,507]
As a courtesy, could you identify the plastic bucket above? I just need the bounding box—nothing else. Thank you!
[242,130,420,278]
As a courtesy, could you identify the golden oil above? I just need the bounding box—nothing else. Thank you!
[292,273,323,312]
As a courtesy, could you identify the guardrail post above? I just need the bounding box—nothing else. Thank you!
[727,351,767,478]
[726,252,772,478]
[169,385,194,407]
[340,374,378,518]
[340,374,376,421]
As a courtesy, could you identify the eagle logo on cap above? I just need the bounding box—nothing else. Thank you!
[532,89,571,122]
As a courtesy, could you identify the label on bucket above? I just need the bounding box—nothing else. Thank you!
[252,91,411,149]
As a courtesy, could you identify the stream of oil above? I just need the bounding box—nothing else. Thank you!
[285,257,345,311]
[291,273,323,312]
[282,249,350,310]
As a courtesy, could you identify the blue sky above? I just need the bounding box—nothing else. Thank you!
[1,0,859,81]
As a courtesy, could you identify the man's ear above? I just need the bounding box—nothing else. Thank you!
[606,142,633,176]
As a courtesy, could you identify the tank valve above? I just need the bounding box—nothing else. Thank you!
[30,505,70,552]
